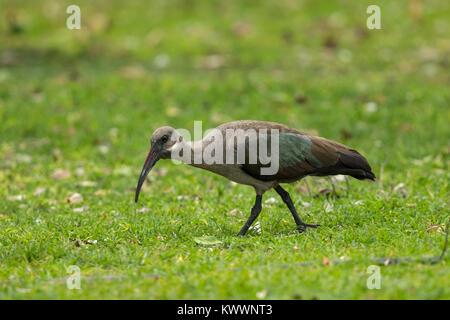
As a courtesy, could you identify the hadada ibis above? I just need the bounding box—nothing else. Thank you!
[135,120,375,236]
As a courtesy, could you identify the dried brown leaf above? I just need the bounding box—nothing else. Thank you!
[427,225,443,233]
[67,193,83,204]
[52,169,71,180]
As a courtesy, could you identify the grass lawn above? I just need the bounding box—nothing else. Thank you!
[0,0,449,299]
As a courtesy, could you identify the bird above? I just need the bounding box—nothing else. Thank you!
[135,120,375,236]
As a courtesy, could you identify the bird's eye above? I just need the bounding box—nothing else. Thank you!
[161,135,169,143]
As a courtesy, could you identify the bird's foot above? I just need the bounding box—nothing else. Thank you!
[297,223,320,233]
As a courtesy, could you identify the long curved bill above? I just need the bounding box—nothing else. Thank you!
[135,146,161,202]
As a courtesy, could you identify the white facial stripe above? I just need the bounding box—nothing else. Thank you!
[167,141,180,151]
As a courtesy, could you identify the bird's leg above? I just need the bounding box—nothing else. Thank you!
[274,185,320,233]
[327,177,337,197]
[237,195,262,236]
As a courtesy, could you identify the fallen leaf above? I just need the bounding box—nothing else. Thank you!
[109,127,119,139]
[98,145,109,154]
[324,202,333,213]
[75,168,85,176]
[426,225,443,233]
[8,195,24,201]
[67,193,83,204]
[77,181,97,187]
[153,167,168,177]
[120,65,146,79]
[249,221,262,234]
[33,187,46,196]
[16,154,32,163]
[408,0,422,22]
[365,102,378,113]
[315,188,337,198]
[393,183,405,191]
[194,236,222,246]
[153,54,170,69]
[51,149,62,161]
[52,169,71,180]
[94,189,106,196]
[75,240,84,247]
[70,238,88,247]
[229,208,241,216]
[88,13,111,32]
[165,106,180,117]
[264,197,277,204]
[211,113,230,124]
[146,29,164,47]
[113,166,132,176]
[256,290,267,299]
[293,94,307,104]
[137,207,150,213]
[199,55,225,69]
[322,257,330,266]
[333,175,347,182]
[301,201,311,207]
[282,30,294,43]
[398,123,414,132]
[340,129,352,141]
[296,185,310,194]
[393,183,408,197]
[323,35,337,49]
[73,206,89,213]
[232,21,253,37]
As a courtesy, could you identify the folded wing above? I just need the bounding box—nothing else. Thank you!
[241,132,375,182]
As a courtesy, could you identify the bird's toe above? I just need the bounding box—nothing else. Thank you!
[303,223,320,228]
[297,223,320,233]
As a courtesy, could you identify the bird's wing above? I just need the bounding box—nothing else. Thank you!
[241,132,374,182]
[241,132,320,181]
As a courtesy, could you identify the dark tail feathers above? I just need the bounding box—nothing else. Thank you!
[337,150,375,181]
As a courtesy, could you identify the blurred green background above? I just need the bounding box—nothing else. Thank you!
[0,0,448,299]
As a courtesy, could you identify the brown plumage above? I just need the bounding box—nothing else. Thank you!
[135,120,375,235]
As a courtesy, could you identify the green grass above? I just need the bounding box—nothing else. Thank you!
[0,0,449,299]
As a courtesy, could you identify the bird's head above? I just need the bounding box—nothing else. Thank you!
[135,126,182,202]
